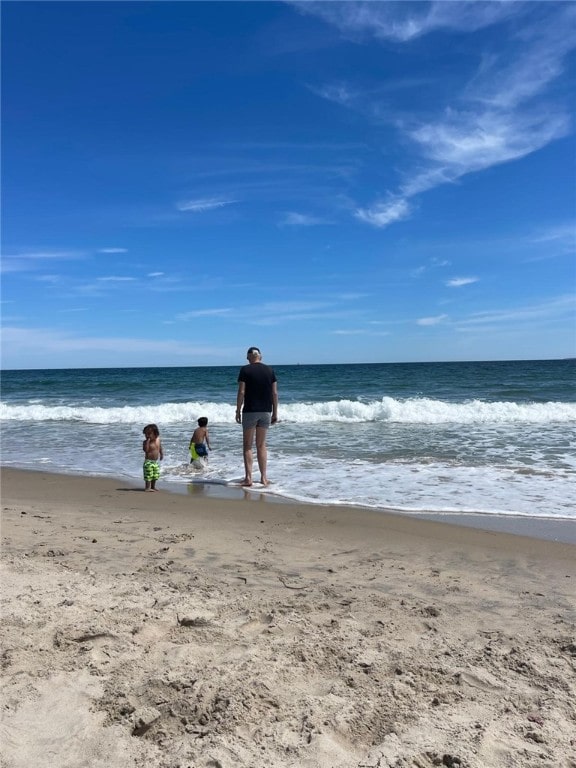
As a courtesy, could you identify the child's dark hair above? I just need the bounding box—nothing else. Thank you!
[143,423,160,437]
[197,417,208,427]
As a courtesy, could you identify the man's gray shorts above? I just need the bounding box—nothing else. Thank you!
[241,412,271,430]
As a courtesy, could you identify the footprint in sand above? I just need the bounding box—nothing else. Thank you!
[457,668,504,691]
[239,612,274,636]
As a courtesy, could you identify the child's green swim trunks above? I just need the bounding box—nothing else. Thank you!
[143,459,160,481]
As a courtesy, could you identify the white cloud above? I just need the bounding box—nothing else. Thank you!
[456,295,576,327]
[401,5,574,197]
[176,198,238,212]
[307,2,575,229]
[296,1,516,43]
[258,300,332,313]
[355,198,411,228]
[279,212,330,227]
[98,248,127,254]
[407,109,569,181]
[96,276,137,282]
[417,314,449,326]
[2,250,81,260]
[308,82,356,107]
[177,308,233,320]
[1,251,84,273]
[466,6,576,111]
[332,328,391,336]
[446,277,479,288]
[334,292,369,301]
[232,298,364,326]
[411,259,452,279]
[528,224,576,254]
[0,326,221,359]
[148,272,165,277]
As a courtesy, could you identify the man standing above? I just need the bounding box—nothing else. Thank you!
[236,346,278,487]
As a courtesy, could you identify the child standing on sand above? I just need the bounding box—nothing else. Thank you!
[189,417,211,462]
[143,423,163,491]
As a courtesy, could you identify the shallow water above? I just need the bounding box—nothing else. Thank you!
[2,360,575,520]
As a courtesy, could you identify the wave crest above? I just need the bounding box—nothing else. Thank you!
[2,396,575,425]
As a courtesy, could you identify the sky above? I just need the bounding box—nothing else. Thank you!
[1,0,575,369]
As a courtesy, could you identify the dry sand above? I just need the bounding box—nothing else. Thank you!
[1,468,575,768]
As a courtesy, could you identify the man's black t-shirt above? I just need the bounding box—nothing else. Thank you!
[238,363,277,413]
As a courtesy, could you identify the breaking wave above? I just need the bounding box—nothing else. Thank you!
[2,396,575,425]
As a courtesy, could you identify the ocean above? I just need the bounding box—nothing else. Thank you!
[1,360,575,522]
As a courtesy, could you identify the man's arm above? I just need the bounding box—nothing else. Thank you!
[271,381,278,423]
[236,381,245,423]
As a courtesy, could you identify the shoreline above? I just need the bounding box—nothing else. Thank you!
[176,475,576,545]
[2,467,575,768]
[3,465,575,544]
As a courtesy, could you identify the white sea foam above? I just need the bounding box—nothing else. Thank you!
[259,456,576,520]
[2,397,575,424]
[3,412,574,520]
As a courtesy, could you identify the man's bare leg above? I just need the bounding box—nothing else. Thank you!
[255,426,269,485]
[242,427,255,486]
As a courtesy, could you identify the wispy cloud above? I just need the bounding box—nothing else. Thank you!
[465,7,576,111]
[259,300,334,313]
[355,198,412,228]
[527,224,576,255]
[296,1,518,43]
[332,328,391,336]
[456,295,576,328]
[2,250,82,260]
[98,248,127,254]
[0,250,84,273]
[412,258,452,278]
[308,82,357,107]
[196,297,367,326]
[446,277,479,288]
[417,314,449,326]
[404,109,568,195]
[176,198,238,213]
[245,300,340,324]
[96,276,137,282]
[306,2,575,229]
[177,308,233,320]
[279,212,331,227]
[0,326,224,359]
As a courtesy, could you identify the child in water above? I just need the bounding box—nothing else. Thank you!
[189,417,211,462]
[142,423,163,491]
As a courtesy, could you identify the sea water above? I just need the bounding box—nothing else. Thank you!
[1,360,575,521]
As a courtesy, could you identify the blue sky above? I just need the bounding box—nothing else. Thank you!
[2,1,575,369]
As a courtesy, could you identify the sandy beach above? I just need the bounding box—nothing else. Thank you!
[1,468,575,768]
